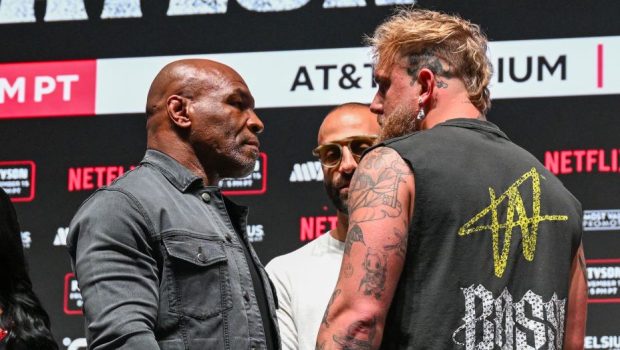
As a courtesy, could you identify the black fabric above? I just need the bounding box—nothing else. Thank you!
[379,119,583,349]
[225,198,277,350]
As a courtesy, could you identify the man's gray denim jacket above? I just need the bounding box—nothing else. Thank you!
[67,149,280,350]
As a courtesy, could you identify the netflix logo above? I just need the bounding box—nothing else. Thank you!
[300,215,337,242]
[68,165,135,192]
[544,148,620,175]
[0,60,96,119]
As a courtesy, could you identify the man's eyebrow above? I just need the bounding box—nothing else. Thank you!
[231,88,255,103]
[373,74,388,84]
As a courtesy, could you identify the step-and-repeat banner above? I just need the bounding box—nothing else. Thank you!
[1,0,619,348]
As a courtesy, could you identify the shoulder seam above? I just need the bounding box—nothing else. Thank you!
[99,187,157,238]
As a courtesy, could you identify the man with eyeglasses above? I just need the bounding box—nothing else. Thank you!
[266,102,380,350]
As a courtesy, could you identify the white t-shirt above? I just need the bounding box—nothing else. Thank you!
[265,232,345,350]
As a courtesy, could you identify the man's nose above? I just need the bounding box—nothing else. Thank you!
[370,95,384,126]
[338,147,357,174]
[247,110,264,134]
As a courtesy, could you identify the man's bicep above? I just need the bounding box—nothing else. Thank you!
[70,190,159,349]
[344,147,414,307]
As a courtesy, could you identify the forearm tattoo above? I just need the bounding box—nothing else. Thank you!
[333,317,378,350]
[320,148,411,349]
[321,289,342,328]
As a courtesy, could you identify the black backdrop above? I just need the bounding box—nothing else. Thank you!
[1,1,619,348]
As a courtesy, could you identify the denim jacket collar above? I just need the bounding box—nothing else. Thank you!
[141,149,204,192]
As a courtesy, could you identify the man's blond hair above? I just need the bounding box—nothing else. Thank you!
[367,8,492,114]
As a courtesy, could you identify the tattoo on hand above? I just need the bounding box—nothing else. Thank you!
[383,227,407,259]
[358,248,387,300]
[333,317,377,350]
[321,289,341,328]
[344,224,366,256]
[348,148,411,225]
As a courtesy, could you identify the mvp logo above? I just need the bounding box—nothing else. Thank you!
[54,227,69,246]
[458,168,569,278]
[290,161,323,182]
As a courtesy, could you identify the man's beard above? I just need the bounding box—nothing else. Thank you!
[324,180,350,214]
[379,106,418,142]
[204,146,258,180]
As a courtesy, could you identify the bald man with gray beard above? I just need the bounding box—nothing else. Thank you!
[68,59,279,350]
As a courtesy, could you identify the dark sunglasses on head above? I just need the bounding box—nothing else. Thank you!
[312,135,379,168]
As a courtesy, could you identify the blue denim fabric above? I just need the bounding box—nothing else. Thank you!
[67,149,279,350]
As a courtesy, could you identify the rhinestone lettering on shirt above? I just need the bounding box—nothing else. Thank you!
[452,285,566,349]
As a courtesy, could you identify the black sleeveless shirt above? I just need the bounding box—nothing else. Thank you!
[379,119,582,349]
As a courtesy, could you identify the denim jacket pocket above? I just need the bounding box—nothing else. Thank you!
[162,233,234,319]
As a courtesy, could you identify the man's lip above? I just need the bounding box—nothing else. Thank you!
[245,139,260,148]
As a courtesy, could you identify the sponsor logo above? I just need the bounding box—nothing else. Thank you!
[54,227,70,246]
[0,0,414,24]
[300,215,337,242]
[61,337,87,350]
[587,259,620,303]
[21,231,31,249]
[0,37,603,116]
[290,160,323,182]
[0,161,36,202]
[495,55,566,84]
[290,63,375,92]
[63,273,83,315]
[68,165,135,192]
[452,285,566,349]
[583,210,620,231]
[247,224,265,243]
[488,37,619,99]
[0,60,96,119]
[220,153,267,196]
[544,149,620,175]
[585,335,620,349]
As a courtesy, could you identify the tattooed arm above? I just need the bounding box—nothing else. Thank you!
[316,147,414,350]
[564,243,587,350]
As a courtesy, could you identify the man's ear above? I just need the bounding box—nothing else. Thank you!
[417,68,435,108]
[167,95,191,128]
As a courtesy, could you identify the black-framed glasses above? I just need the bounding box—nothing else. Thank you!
[312,135,378,168]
